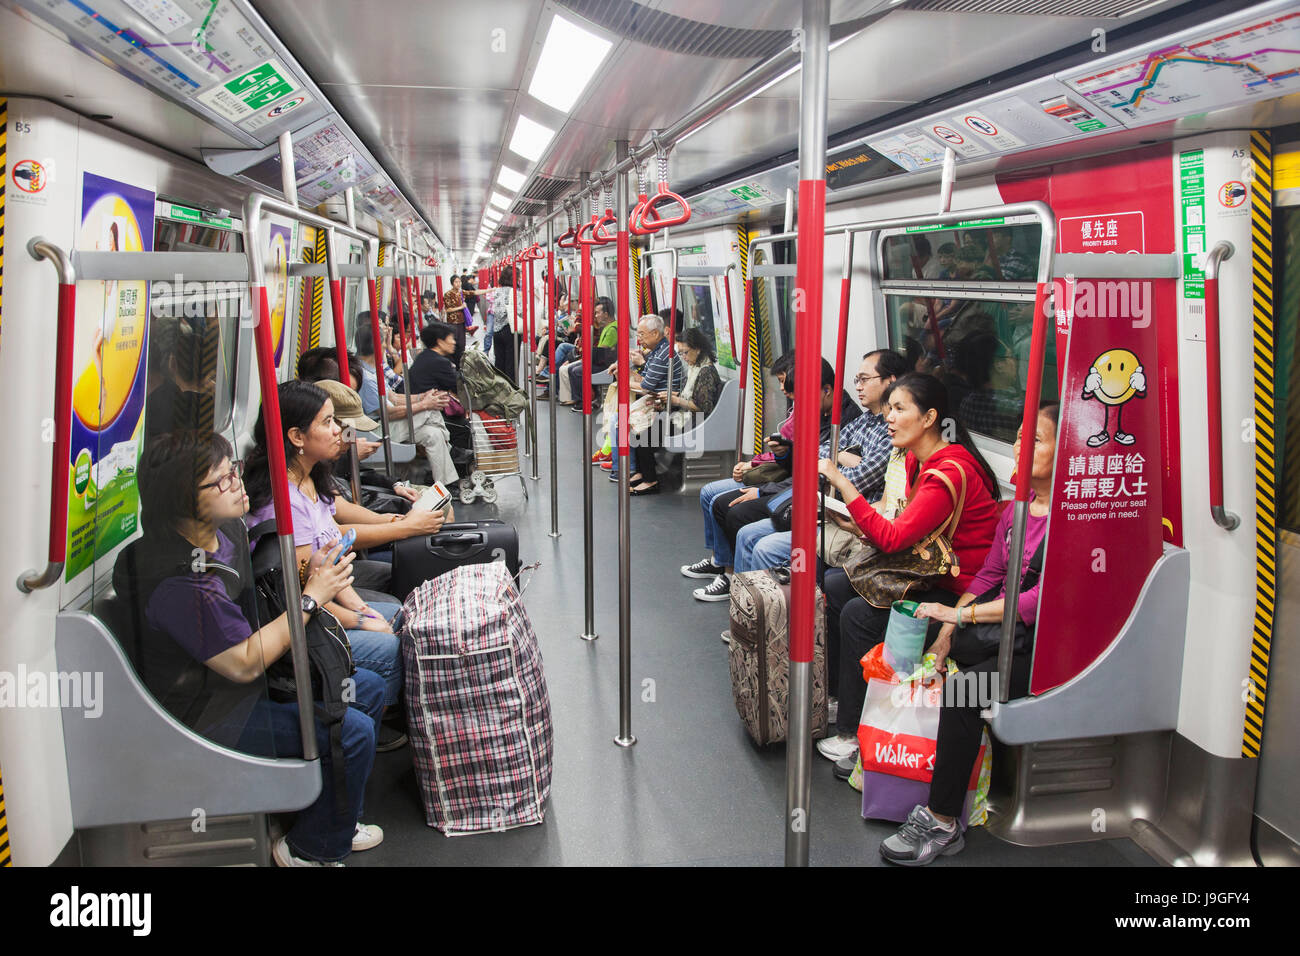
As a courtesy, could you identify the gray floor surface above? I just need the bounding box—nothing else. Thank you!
[352,402,1153,867]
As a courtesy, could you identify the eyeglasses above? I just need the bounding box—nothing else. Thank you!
[199,460,244,493]
[853,374,883,385]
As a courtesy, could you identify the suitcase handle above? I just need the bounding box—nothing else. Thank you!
[426,532,487,555]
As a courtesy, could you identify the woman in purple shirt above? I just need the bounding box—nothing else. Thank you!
[879,402,1059,866]
[123,430,385,866]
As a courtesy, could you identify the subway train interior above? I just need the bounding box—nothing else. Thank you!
[0,0,1297,877]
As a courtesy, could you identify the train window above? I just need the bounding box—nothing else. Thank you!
[678,282,719,361]
[881,222,1042,284]
[882,293,1059,446]
[1275,207,1300,534]
[150,220,245,438]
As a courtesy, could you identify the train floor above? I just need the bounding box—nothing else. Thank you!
[352,403,1156,867]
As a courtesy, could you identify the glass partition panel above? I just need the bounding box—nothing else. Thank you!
[883,293,1059,445]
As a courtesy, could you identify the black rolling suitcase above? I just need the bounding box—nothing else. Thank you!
[390,520,521,600]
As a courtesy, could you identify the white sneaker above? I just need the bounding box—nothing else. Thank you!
[816,733,859,762]
[352,822,384,851]
[720,630,732,645]
[693,573,732,602]
[682,556,724,579]
[827,697,839,725]
[273,836,345,867]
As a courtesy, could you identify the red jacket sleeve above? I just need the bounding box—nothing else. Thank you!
[846,464,961,553]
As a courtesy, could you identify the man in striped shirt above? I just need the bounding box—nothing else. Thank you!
[616,313,685,494]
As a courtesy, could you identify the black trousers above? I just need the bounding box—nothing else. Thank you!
[632,434,659,484]
[493,325,518,383]
[823,568,957,736]
[711,490,775,557]
[929,645,1031,818]
[450,323,466,368]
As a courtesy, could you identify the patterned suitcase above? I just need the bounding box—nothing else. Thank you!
[726,568,829,746]
[394,562,553,835]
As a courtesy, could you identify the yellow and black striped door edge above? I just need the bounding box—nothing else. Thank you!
[0,767,9,866]
[309,227,325,349]
[1245,129,1275,758]
[740,224,764,454]
[1,98,8,357]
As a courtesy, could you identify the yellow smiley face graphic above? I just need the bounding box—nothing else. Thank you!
[1091,348,1141,406]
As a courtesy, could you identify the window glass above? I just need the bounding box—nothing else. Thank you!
[881,222,1042,283]
[883,293,1059,445]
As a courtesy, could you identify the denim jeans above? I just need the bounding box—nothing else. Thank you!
[700,478,744,567]
[550,342,576,370]
[345,601,402,707]
[483,312,495,351]
[226,666,384,862]
[735,521,792,573]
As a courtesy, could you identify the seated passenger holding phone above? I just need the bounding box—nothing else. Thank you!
[118,430,384,866]
[879,402,1058,865]
[243,381,407,736]
[611,313,684,495]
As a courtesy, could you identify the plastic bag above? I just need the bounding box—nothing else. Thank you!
[884,600,929,673]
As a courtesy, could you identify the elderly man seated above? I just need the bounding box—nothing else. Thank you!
[606,312,684,496]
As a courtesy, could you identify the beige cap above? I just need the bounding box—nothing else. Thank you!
[315,378,382,433]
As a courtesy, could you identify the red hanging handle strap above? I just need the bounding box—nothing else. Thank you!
[634,143,691,233]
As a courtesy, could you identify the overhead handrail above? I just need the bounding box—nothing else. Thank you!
[592,175,618,245]
[633,135,691,233]
[18,238,76,593]
[1203,241,1240,532]
[629,153,652,236]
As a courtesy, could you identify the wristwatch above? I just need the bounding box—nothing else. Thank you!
[300,594,321,618]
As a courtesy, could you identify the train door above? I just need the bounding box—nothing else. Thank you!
[1254,181,1300,864]
[750,236,796,456]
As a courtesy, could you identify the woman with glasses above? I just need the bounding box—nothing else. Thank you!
[118,430,385,866]
[243,381,406,734]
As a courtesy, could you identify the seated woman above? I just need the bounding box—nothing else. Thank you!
[535,293,575,382]
[659,326,722,431]
[243,381,406,743]
[814,372,1001,762]
[880,403,1058,865]
[408,322,474,477]
[120,430,384,866]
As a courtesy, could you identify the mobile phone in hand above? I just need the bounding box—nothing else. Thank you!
[333,528,357,564]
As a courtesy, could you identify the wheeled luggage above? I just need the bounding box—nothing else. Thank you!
[389,519,520,601]
[395,562,553,835]
[726,567,829,746]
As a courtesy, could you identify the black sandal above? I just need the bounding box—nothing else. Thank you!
[630,483,660,496]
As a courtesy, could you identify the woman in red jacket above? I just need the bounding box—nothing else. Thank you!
[815,372,1001,761]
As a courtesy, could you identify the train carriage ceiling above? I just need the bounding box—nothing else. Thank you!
[249,0,1188,256]
[0,0,1210,258]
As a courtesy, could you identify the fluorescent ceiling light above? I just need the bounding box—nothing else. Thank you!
[509,115,557,163]
[484,214,502,227]
[528,15,612,113]
[497,165,526,192]
[488,191,512,210]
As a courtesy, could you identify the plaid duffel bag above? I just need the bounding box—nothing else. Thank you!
[394,561,554,835]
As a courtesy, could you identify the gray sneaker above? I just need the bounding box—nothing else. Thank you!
[879,805,964,866]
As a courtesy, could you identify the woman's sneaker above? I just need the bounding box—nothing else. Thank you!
[720,630,732,645]
[816,733,859,761]
[693,574,731,602]
[273,836,345,867]
[352,823,384,852]
[681,556,724,579]
[879,805,964,866]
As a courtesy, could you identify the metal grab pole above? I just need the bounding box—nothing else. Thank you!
[17,239,75,593]
[390,233,416,428]
[614,141,636,747]
[666,270,678,431]
[547,214,561,538]
[1203,241,1240,531]
[528,245,541,479]
[722,263,738,363]
[365,270,395,478]
[786,0,829,869]
[736,278,753,459]
[830,230,854,456]
[579,170,598,643]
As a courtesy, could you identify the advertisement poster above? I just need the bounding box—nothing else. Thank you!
[66,173,154,581]
[266,219,293,368]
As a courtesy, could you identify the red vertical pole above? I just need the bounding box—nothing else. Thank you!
[329,277,348,383]
[723,273,737,360]
[366,279,386,403]
[49,281,76,567]
[581,245,593,415]
[251,285,294,537]
[392,269,410,366]
[667,276,679,347]
[548,250,557,375]
[1014,282,1051,502]
[831,273,851,427]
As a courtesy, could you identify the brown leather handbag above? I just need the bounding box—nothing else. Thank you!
[843,465,967,608]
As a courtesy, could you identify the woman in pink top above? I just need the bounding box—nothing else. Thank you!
[879,402,1060,866]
